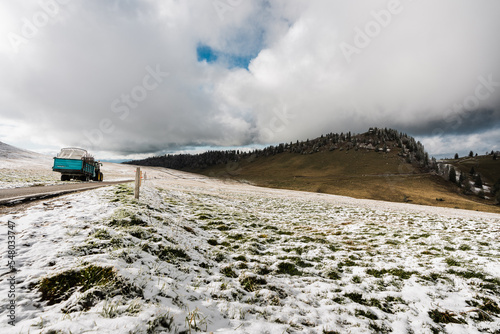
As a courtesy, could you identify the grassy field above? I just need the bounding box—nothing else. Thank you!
[5,179,499,333]
[192,149,500,214]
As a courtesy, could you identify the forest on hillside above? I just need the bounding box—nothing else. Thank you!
[125,128,431,171]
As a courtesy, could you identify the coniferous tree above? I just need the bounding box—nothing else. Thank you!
[454,153,459,159]
[474,174,483,188]
[442,165,450,180]
[449,167,457,184]
[463,177,472,195]
[458,172,465,187]
[469,151,474,157]
[430,157,437,170]
[493,179,500,204]
[493,179,500,197]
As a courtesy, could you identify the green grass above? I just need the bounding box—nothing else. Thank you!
[38,265,117,305]
[128,227,155,240]
[92,229,111,240]
[447,269,486,280]
[366,268,417,280]
[147,313,174,333]
[220,266,238,278]
[445,258,462,267]
[421,272,446,283]
[355,309,378,320]
[73,239,115,255]
[344,292,365,304]
[233,255,247,261]
[458,244,472,251]
[207,239,218,246]
[109,213,148,228]
[239,275,267,292]
[155,245,190,262]
[283,246,306,255]
[326,270,341,280]
[352,275,362,283]
[276,262,302,276]
[337,259,357,268]
[428,309,465,324]
[227,233,245,241]
[467,297,500,316]
[256,266,271,275]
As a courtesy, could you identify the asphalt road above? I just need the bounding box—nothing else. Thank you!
[0,180,133,205]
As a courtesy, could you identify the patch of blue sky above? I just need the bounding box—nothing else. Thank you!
[196,44,257,70]
[196,45,218,63]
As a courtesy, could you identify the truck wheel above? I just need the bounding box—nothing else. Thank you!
[61,175,68,181]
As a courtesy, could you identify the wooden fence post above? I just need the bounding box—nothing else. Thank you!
[134,167,140,199]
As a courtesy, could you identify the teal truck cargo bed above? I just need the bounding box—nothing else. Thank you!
[52,148,103,182]
[53,158,85,173]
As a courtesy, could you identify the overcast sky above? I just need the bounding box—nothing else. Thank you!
[1,0,499,160]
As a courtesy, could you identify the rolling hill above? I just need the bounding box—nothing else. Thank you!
[0,141,48,160]
[127,128,500,213]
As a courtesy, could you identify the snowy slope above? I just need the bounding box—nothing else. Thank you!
[0,142,137,189]
[0,142,47,160]
[0,142,57,188]
[0,168,499,333]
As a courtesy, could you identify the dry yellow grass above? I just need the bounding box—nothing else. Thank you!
[192,149,500,214]
[446,155,500,183]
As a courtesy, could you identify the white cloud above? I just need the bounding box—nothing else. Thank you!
[0,0,499,159]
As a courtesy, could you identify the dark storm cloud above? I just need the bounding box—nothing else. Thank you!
[396,108,500,137]
[0,0,499,159]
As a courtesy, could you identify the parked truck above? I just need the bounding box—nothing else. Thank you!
[52,148,103,181]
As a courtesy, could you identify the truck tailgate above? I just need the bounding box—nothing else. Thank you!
[53,158,83,171]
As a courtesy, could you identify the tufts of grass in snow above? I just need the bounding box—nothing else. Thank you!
[1,178,500,333]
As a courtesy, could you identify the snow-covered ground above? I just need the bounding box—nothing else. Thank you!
[0,142,136,189]
[0,142,58,189]
[0,162,499,333]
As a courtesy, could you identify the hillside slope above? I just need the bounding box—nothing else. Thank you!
[0,141,48,160]
[128,129,500,213]
[0,141,58,188]
[445,155,500,188]
[196,148,500,213]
